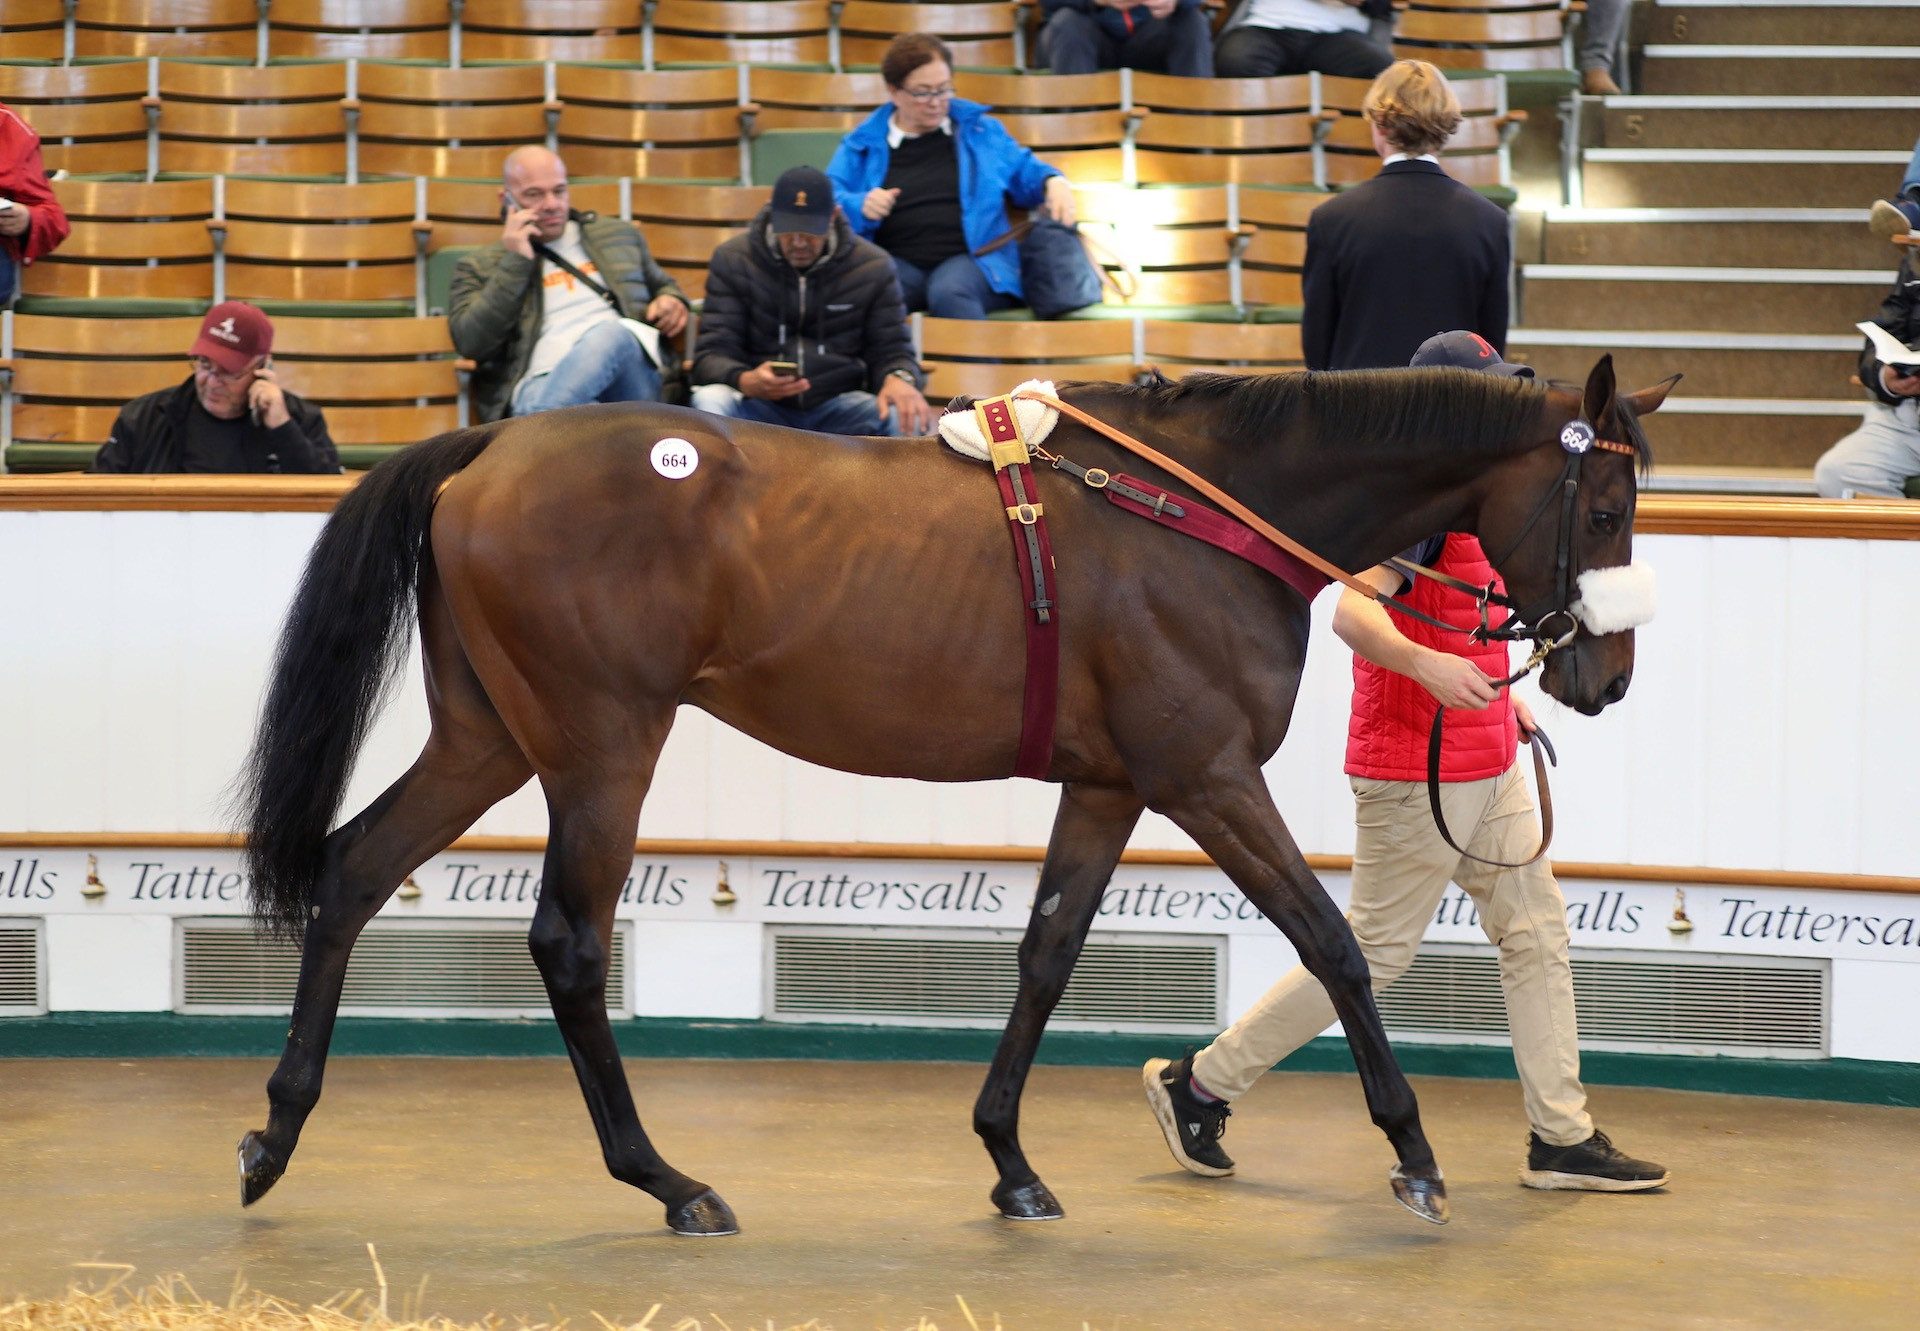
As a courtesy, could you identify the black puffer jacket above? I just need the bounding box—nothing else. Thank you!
[692,204,921,410]
[1861,249,1920,406]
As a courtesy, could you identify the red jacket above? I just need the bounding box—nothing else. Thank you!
[1,105,70,269]
[1345,533,1517,783]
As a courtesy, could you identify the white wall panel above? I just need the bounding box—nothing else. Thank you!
[1702,538,1790,870]
[45,914,171,1011]
[630,919,762,1019]
[1621,536,1711,866]
[1831,960,1920,1063]
[1858,550,1920,875]
[1783,539,1867,872]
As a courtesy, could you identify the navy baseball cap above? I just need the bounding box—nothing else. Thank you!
[770,166,834,235]
[1410,330,1534,378]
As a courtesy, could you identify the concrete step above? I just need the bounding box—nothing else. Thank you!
[1580,150,1906,209]
[1622,398,1864,471]
[1539,209,1890,270]
[1508,330,1862,400]
[1518,264,1896,333]
[1645,2,1920,47]
[1639,46,1920,96]
[1597,97,1920,151]
[1641,465,1818,496]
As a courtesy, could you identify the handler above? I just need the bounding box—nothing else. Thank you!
[1143,331,1669,1195]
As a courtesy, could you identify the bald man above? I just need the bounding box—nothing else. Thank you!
[448,146,690,422]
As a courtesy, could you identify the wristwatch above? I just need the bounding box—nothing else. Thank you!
[888,368,918,385]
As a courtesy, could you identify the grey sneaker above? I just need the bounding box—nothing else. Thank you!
[1142,1054,1234,1177]
[1521,1130,1669,1192]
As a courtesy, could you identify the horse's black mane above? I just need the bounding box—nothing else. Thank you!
[1099,367,1558,463]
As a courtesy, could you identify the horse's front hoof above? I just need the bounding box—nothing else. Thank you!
[993,1178,1064,1221]
[237,1131,286,1207]
[1389,1165,1450,1226]
[666,1188,739,1237]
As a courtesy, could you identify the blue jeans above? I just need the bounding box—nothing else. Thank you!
[0,248,17,304]
[691,383,896,436]
[892,254,1019,320]
[1903,134,1920,198]
[1039,6,1213,77]
[511,318,662,416]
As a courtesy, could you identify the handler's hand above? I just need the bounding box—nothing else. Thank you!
[646,292,688,338]
[877,375,933,435]
[1513,695,1538,737]
[1413,653,1499,710]
[863,187,901,222]
[739,362,812,400]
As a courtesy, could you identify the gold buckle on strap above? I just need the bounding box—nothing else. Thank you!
[1006,502,1043,525]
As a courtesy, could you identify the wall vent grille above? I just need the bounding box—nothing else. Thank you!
[0,922,45,1015]
[1374,946,1828,1057]
[178,919,632,1019]
[769,927,1222,1030]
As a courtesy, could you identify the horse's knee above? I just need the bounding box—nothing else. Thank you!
[527,918,608,1005]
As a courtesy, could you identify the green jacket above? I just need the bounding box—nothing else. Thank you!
[448,210,689,422]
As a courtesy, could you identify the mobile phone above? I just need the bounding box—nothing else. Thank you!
[769,361,800,378]
[250,357,272,425]
[499,191,513,221]
[0,198,15,212]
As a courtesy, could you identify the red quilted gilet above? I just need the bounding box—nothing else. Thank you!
[1345,533,1517,782]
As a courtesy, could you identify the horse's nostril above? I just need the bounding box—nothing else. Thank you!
[1600,674,1629,707]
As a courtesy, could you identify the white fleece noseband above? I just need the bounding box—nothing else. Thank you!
[1570,561,1656,636]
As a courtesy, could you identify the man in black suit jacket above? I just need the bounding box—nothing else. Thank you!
[1301,60,1510,372]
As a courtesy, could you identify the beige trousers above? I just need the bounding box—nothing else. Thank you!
[1192,761,1594,1146]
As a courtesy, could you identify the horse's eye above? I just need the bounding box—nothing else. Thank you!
[1589,510,1621,535]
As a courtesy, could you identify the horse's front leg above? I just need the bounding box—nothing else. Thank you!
[975,782,1144,1220]
[1159,772,1448,1225]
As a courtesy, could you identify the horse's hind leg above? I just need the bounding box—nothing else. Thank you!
[1158,773,1448,1225]
[526,744,737,1237]
[239,583,534,1205]
[975,782,1144,1220]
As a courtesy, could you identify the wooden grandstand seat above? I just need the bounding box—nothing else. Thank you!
[1317,73,1522,189]
[154,60,349,177]
[354,63,553,181]
[1,312,197,471]
[73,0,261,59]
[267,0,453,60]
[0,61,152,177]
[919,315,1136,399]
[460,0,644,62]
[628,180,766,296]
[837,2,1022,70]
[0,0,69,61]
[554,65,745,182]
[1393,6,1571,72]
[1131,72,1317,187]
[952,71,1127,182]
[1071,184,1247,314]
[15,178,216,315]
[1237,185,1327,310]
[217,178,424,315]
[743,68,887,135]
[647,1,833,66]
[424,178,621,251]
[266,316,467,464]
[1141,321,1304,376]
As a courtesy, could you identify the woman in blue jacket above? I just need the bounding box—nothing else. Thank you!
[827,33,1077,319]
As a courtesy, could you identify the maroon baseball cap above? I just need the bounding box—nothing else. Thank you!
[190,301,273,374]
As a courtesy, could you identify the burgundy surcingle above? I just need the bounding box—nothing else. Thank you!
[1346,534,1518,782]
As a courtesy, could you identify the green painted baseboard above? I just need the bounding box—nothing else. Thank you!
[2,1013,1915,1108]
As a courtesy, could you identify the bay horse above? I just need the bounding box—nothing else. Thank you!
[234,356,1674,1236]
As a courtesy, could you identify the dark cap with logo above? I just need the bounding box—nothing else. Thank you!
[191,300,274,374]
[1410,330,1533,378]
[770,166,835,236]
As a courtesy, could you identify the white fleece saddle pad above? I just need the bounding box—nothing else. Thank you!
[937,379,1062,461]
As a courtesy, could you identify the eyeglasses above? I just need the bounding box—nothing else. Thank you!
[899,84,954,102]
[190,356,259,384]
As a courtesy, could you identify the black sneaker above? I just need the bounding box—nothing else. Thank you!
[1521,1130,1669,1192]
[1141,1055,1234,1177]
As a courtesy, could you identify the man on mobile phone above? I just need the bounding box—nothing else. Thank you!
[449,145,689,421]
[0,101,71,305]
[691,166,930,437]
[89,302,339,474]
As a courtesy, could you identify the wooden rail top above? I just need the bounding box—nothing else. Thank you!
[1,476,1918,539]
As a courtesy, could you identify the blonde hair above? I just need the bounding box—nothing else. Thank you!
[1362,60,1462,156]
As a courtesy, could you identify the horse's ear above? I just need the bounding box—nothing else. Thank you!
[1621,372,1683,417]
[1581,353,1617,425]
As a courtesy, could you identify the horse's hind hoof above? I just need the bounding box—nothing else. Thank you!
[666,1188,739,1237]
[1389,1166,1450,1226]
[993,1179,1064,1221]
[237,1131,286,1207]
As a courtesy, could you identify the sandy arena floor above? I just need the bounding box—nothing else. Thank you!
[0,1056,1913,1329]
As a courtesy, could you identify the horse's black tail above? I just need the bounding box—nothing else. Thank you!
[237,425,497,941]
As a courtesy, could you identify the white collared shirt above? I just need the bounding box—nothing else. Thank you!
[1382,153,1441,166]
[1243,0,1369,36]
[886,116,954,149]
